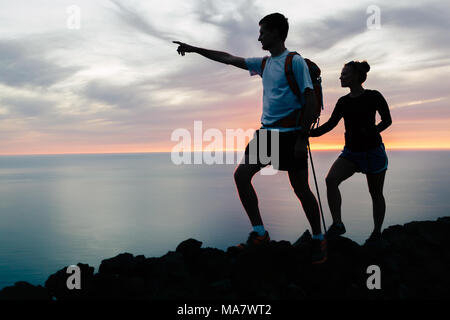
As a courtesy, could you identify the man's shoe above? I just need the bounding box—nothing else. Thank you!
[236,231,270,249]
[311,239,327,264]
[325,222,346,240]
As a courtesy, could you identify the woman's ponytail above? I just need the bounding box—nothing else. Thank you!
[345,60,370,84]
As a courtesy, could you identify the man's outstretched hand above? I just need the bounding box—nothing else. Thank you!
[173,41,196,56]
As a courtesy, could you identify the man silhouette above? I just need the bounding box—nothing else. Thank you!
[174,13,326,264]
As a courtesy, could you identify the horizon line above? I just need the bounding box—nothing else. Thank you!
[1,147,450,156]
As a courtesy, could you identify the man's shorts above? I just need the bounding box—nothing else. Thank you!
[339,143,388,174]
[243,128,308,171]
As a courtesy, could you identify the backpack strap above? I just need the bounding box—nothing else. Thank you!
[285,51,302,98]
[285,51,304,127]
[261,56,269,76]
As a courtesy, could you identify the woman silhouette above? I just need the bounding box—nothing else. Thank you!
[309,61,392,245]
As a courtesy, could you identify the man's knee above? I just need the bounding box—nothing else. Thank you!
[288,169,310,191]
[292,182,311,196]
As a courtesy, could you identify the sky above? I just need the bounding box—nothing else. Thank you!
[0,0,449,155]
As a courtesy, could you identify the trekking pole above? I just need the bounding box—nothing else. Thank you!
[307,134,327,233]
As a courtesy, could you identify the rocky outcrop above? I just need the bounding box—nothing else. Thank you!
[1,217,450,300]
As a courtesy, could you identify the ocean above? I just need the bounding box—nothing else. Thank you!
[0,150,449,289]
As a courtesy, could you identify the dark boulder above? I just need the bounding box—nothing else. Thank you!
[2,216,450,300]
[45,263,95,300]
[0,281,51,300]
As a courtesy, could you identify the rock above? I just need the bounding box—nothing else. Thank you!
[176,238,202,257]
[4,216,450,300]
[0,282,51,300]
[45,263,95,300]
[293,229,311,247]
[98,253,147,276]
[437,217,450,223]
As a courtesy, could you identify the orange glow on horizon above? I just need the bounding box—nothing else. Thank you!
[1,142,450,156]
[1,118,449,156]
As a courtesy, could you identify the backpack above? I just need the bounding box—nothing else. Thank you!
[261,51,324,128]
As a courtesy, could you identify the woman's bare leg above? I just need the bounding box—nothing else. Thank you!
[366,170,387,233]
[325,157,358,224]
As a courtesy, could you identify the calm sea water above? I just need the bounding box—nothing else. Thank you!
[0,150,449,289]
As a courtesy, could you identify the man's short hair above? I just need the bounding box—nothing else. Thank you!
[259,13,289,41]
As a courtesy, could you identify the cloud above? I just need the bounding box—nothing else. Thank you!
[1,0,449,153]
[291,2,450,60]
[0,39,81,88]
[294,8,369,51]
[78,75,260,128]
[382,3,450,43]
[81,80,152,111]
[193,0,262,56]
[109,0,175,42]
[0,95,56,117]
[389,99,449,121]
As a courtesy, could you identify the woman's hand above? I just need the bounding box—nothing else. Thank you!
[308,128,319,137]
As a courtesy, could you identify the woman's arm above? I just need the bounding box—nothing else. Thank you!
[299,88,318,131]
[309,100,343,137]
[374,91,392,133]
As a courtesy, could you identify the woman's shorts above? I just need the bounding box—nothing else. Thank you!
[243,128,308,171]
[339,143,388,174]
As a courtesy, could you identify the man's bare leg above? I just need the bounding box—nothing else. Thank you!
[288,167,322,235]
[233,154,265,226]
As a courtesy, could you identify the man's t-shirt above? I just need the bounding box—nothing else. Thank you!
[245,49,313,132]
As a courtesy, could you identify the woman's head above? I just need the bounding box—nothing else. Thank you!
[340,61,370,87]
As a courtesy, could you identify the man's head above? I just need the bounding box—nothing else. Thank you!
[258,13,289,50]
